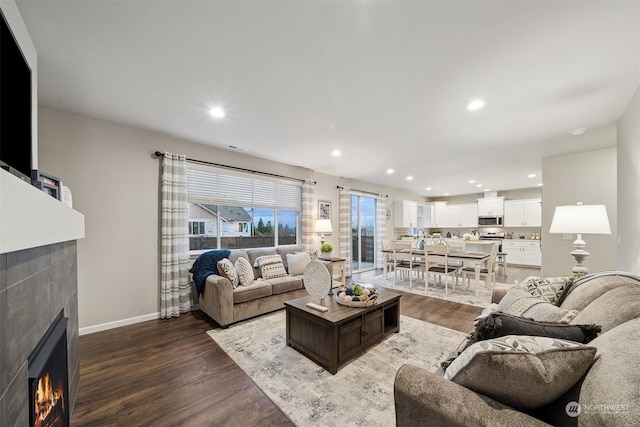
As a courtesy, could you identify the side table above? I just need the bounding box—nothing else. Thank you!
[324,257,346,289]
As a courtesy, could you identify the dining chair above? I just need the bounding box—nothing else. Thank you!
[392,240,423,287]
[380,239,394,278]
[461,242,499,290]
[496,251,508,276]
[424,244,460,294]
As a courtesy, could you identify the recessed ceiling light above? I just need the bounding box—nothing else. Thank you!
[476,184,483,188]
[225,144,247,152]
[386,169,394,174]
[406,176,414,181]
[528,173,537,178]
[537,183,543,187]
[468,179,476,184]
[570,127,586,136]
[444,193,450,196]
[467,99,485,111]
[426,187,432,191]
[331,150,341,157]
[484,188,491,192]
[209,107,226,118]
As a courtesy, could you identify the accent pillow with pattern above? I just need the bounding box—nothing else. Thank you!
[235,257,255,286]
[217,258,239,288]
[255,254,288,280]
[444,335,597,410]
[519,276,572,305]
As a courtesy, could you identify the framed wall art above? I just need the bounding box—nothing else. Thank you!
[318,200,331,220]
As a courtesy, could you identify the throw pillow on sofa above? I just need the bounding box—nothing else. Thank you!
[473,312,601,344]
[255,254,288,280]
[286,252,312,275]
[519,276,573,305]
[235,257,255,286]
[217,258,239,288]
[498,288,579,323]
[443,335,597,410]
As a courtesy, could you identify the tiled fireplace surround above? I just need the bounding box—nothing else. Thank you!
[0,241,79,426]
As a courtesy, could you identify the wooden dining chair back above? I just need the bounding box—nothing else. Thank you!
[424,244,460,294]
[392,240,423,288]
[461,242,499,290]
[380,239,394,277]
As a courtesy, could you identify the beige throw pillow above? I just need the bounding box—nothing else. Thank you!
[235,257,254,286]
[286,252,312,275]
[444,335,596,410]
[498,288,579,323]
[217,258,239,288]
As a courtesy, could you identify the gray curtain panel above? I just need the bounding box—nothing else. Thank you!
[301,182,316,249]
[375,197,387,269]
[160,152,191,318]
[338,188,352,277]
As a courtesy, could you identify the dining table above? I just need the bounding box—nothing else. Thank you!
[382,247,492,296]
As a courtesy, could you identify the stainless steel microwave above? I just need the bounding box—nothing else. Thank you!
[478,216,503,227]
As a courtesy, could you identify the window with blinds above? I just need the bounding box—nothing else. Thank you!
[186,165,301,252]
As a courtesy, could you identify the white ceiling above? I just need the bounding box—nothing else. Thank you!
[16,0,639,197]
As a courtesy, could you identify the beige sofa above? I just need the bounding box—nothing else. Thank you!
[197,245,317,327]
[394,271,640,426]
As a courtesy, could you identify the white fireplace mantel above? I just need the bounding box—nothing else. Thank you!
[0,169,85,254]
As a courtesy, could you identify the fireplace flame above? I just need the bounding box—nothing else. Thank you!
[34,372,65,427]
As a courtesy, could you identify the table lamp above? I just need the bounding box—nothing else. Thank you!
[315,219,333,244]
[549,204,611,274]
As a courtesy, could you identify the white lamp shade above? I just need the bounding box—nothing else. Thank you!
[549,205,611,235]
[314,219,333,233]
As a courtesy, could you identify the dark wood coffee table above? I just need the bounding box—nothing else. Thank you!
[284,289,401,374]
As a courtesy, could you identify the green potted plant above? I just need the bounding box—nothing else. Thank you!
[320,242,334,260]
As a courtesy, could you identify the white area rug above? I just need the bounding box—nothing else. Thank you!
[362,273,514,307]
[207,310,467,426]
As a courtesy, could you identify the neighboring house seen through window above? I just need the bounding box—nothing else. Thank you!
[189,220,206,236]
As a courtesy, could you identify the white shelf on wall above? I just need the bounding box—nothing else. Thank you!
[1,169,85,254]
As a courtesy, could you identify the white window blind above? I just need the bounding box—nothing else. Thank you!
[186,165,302,210]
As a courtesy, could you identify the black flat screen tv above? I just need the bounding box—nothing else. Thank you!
[0,9,33,181]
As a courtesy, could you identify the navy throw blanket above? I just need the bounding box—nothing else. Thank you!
[190,249,231,295]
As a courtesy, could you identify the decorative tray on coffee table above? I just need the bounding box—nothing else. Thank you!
[335,283,378,307]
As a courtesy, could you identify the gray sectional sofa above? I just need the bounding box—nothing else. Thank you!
[196,245,315,327]
[394,271,640,426]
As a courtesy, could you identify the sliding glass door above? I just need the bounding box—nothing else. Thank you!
[351,195,376,272]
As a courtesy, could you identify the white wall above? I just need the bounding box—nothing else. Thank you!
[542,143,618,276]
[617,86,640,274]
[37,107,415,332]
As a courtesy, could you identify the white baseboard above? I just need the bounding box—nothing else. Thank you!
[79,312,160,336]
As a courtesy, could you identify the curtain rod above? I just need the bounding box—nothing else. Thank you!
[336,185,388,198]
[154,151,315,184]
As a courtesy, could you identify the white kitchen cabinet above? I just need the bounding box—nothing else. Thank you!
[477,197,504,216]
[424,202,447,228]
[502,240,541,267]
[394,200,418,228]
[504,199,541,227]
[446,203,478,228]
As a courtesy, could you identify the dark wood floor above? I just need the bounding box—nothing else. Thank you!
[71,265,539,426]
